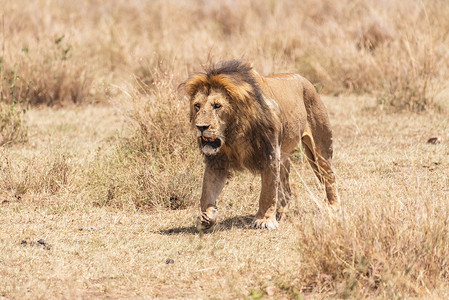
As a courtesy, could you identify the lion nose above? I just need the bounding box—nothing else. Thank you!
[196,125,210,132]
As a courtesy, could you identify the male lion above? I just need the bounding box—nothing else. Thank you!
[184,60,339,230]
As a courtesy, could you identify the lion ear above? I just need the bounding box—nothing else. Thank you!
[184,73,208,97]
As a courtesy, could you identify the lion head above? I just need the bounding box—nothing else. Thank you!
[188,85,230,156]
[184,60,279,171]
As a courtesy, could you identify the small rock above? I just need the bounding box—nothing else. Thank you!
[427,137,441,144]
[21,239,50,250]
[266,286,279,296]
[165,258,174,264]
[37,239,51,250]
[78,227,103,231]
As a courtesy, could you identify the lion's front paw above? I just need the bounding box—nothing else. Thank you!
[251,217,279,230]
[196,207,218,231]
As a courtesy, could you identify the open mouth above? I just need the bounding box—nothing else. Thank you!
[200,136,222,153]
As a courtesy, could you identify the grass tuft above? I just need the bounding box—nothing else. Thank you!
[1,43,93,106]
[296,205,449,297]
[87,61,202,210]
[0,102,27,146]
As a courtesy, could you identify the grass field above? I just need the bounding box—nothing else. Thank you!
[1,0,449,298]
[1,97,448,298]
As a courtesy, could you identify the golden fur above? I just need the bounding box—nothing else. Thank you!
[184,60,339,230]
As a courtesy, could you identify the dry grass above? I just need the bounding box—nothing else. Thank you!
[1,98,449,298]
[1,0,449,298]
[2,0,448,109]
[87,66,203,210]
[0,103,27,146]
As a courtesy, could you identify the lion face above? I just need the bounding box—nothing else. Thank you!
[191,88,231,156]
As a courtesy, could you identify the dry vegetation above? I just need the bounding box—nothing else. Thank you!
[1,0,449,298]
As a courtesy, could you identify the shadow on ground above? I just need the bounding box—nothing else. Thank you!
[158,214,254,235]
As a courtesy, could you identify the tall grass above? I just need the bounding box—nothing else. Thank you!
[87,61,202,209]
[2,0,448,110]
[0,103,27,147]
[296,201,449,297]
[0,37,93,106]
[0,151,74,198]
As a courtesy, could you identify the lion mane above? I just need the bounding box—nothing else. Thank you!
[184,60,339,230]
[185,60,279,172]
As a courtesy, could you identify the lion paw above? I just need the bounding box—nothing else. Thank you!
[251,217,279,230]
[196,207,218,231]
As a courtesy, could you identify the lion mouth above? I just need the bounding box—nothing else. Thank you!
[200,136,222,154]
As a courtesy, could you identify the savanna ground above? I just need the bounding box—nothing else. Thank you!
[1,0,449,298]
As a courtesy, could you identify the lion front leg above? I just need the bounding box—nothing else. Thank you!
[196,160,228,231]
[252,148,281,230]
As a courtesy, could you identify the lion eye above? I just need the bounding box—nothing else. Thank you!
[213,103,222,109]
[194,103,201,111]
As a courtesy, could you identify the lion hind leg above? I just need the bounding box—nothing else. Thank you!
[252,170,280,229]
[301,132,340,206]
[277,158,292,221]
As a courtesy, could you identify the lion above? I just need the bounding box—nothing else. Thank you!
[184,60,339,230]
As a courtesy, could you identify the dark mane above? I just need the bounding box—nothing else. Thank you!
[206,60,252,76]
[204,60,265,107]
